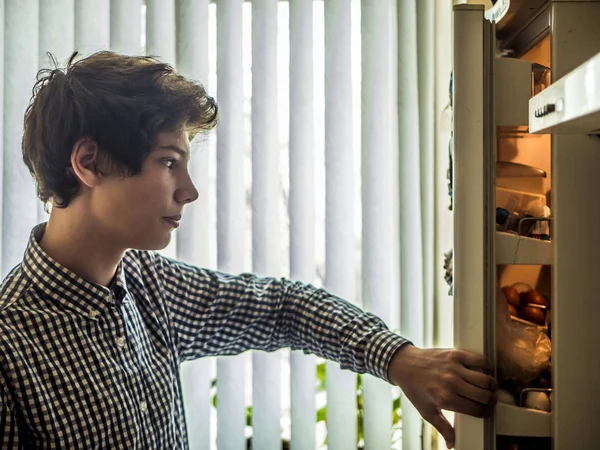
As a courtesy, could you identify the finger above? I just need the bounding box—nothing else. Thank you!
[456,377,497,406]
[427,411,455,449]
[443,394,491,417]
[452,350,493,373]
[459,366,499,392]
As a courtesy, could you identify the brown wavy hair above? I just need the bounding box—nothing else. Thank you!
[22,51,218,208]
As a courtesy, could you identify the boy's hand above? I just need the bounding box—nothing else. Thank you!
[387,344,498,449]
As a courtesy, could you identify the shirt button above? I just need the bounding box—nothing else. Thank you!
[116,336,126,348]
[88,310,100,320]
[140,401,148,413]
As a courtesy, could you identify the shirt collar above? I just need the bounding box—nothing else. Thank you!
[22,223,129,319]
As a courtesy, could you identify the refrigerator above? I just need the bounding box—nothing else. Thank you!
[452,1,600,449]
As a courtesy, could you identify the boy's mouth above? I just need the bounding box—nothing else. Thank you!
[163,215,181,228]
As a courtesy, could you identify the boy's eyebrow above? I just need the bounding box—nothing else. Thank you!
[158,145,190,159]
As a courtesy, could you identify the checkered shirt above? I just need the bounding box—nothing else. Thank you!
[0,224,408,449]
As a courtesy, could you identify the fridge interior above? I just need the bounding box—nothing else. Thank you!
[495,34,553,450]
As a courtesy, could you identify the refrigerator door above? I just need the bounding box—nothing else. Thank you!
[452,4,496,450]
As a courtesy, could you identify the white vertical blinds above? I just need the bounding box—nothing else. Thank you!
[110,0,143,55]
[250,1,282,449]
[146,0,176,65]
[74,0,109,55]
[288,0,317,448]
[3,0,39,277]
[433,0,454,353]
[361,0,398,448]
[428,18,454,446]
[38,0,75,79]
[215,1,247,449]
[175,1,212,449]
[176,0,210,82]
[0,0,4,277]
[323,1,358,449]
[417,2,436,448]
[398,0,426,448]
[418,0,436,352]
[0,1,449,448]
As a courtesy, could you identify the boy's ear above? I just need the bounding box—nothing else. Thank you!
[70,138,103,188]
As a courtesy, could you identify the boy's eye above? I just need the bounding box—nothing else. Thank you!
[163,158,175,169]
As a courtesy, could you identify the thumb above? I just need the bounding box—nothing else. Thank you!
[427,411,455,449]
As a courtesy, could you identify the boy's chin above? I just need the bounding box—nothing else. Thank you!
[129,233,172,252]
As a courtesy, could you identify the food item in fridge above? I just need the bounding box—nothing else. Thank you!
[520,305,546,325]
[503,285,521,308]
[524,202,551,241]
[503,284,550,326]
[496,288,552,385]
[509,287,550,326]
[520,290,549,308]
[522,391,551,412]
[497,388,517,404]
[535,370,552,389]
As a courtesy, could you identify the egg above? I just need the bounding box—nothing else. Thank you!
[520,305,546,325]
[502,286,521,308]
[520,290,549,308]
[523,391,551,411]
[497,389,516,405]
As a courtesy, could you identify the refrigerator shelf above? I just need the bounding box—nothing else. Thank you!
[496,231,552,265]
[496,403,551,437]
[529,51,600,134]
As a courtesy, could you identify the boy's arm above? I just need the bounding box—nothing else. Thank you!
[152,253,409,382]
[150,252,498,449]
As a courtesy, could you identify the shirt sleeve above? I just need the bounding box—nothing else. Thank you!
[0,380,20,449]
[151,253,411,382]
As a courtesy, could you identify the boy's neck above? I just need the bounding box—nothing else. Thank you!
[40,206,125,288]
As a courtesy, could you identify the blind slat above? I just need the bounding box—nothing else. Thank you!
[38,0,75,73]
[289,0,316,448]
[418,0,435,352]
[110,0,143,55]
[179,359,213,450]
[216,1,247,448]
[3,0,39,277]
[361,0,398,447]
[176,0,210,79]
[251,0,281,448]
[0,0,5,277]
[417,2,436,448]
[176,1,212,449]
[398,0,425,448]
[324,0,357,449]
[145,0,176,64]
[75,0,109,55]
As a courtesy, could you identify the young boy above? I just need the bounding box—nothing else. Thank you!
[0,51,497,449]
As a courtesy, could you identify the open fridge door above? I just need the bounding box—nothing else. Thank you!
[452,4,496,450]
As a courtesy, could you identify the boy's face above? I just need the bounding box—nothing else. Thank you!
[89,130,198,251]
